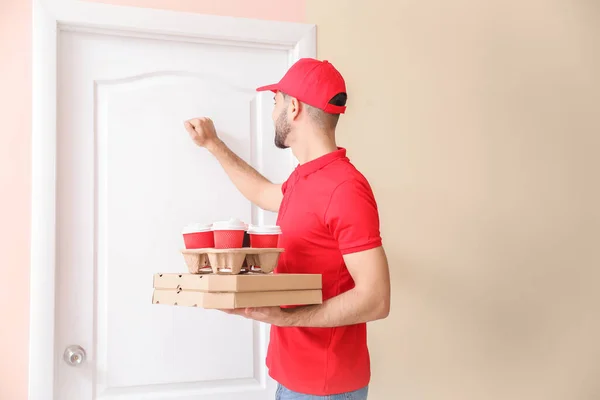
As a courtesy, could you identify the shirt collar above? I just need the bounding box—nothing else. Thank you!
[295,147,347,178]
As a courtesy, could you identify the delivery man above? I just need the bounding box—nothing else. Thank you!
[184,58,391,400]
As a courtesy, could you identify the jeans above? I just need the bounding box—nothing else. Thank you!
[276,383,369,400]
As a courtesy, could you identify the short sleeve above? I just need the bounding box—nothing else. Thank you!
[324,179,383,255]
[281,170,297,195]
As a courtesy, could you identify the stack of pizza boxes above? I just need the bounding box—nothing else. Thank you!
[152,218,322,309]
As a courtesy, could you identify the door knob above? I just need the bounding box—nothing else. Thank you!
[63,345,86,367]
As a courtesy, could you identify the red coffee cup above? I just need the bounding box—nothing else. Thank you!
[212,218,247,249]
[247,225,282,248]
[182,223,214,249]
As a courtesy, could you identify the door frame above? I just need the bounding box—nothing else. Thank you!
[30,1,315,398]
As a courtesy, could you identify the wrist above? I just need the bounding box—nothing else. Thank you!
[280,308,298,327]
[280,306,317,327]
[206,138,224,154]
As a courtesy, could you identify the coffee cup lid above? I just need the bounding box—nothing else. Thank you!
[212,218,247,231]
[247,224,282,235]
[182,223,212,234]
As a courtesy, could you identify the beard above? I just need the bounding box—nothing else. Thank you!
[274,109,291,149]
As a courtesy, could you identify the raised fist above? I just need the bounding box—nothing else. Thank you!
[184,117,219,149]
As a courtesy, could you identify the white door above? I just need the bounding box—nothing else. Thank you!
[55,28,296,400]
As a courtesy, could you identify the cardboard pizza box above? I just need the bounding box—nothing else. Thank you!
[151,272,323,309]
[153,273,322,292]
[152,288,322,309]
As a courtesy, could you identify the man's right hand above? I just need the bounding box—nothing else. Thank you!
[184,117,221,151]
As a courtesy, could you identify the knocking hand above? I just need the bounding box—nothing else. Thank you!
[184,117,220,150]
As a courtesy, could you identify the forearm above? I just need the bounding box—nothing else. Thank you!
[208,140,280,211]
[282,287,388,328]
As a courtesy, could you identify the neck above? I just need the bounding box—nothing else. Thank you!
[291,131,338,164]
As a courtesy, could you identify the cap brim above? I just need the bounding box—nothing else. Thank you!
[256,83,279,93]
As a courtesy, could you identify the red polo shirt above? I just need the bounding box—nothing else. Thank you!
[266,148,382,395]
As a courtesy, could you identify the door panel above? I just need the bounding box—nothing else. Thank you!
[57,30,293,400]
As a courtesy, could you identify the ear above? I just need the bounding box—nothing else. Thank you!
[289,97,301,120]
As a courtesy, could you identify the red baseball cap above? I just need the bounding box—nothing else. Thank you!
[256,58,347,114]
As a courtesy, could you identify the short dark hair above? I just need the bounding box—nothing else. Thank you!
[282,92,347,129]
[312,92,346,129]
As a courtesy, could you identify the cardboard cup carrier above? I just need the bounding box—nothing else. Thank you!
[182,219,284,275]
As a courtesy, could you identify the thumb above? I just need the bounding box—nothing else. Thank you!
[245,308,262,318]
[184,121,197,136]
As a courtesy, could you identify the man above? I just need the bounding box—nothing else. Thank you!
[184,58,390,400]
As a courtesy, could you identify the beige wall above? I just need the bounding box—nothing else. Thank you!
[306,1,600,399]
[0,1,31,399]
